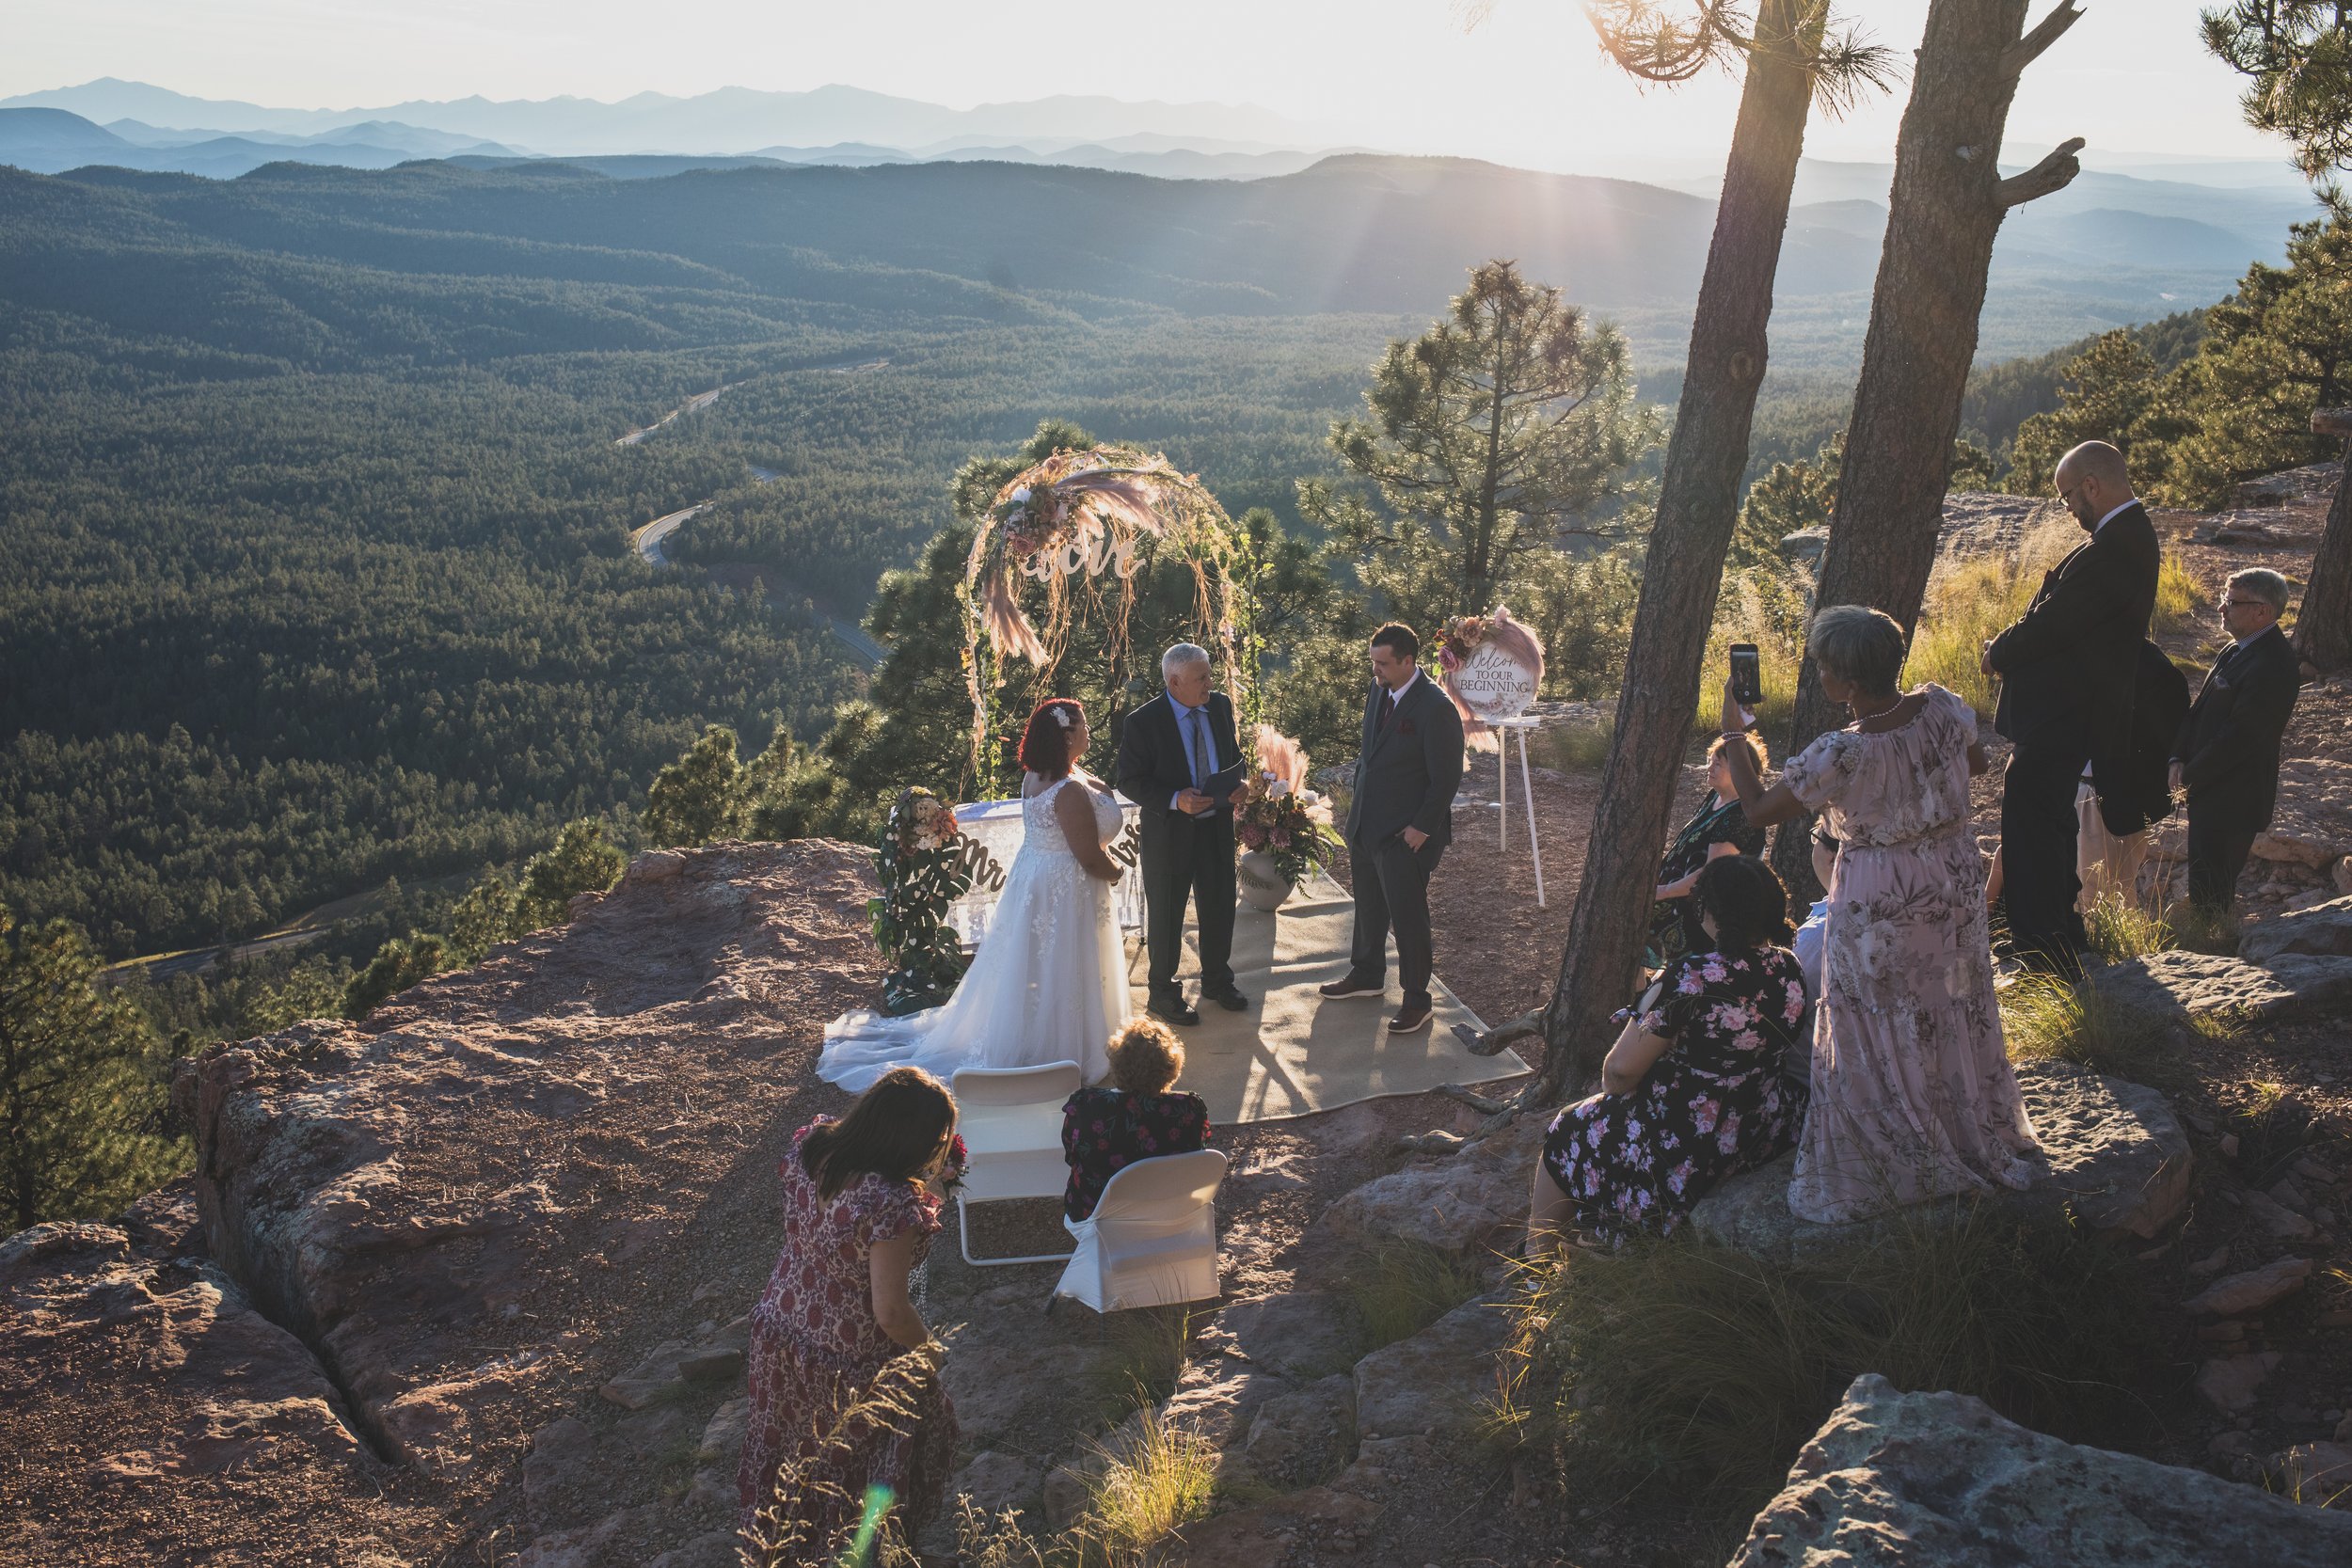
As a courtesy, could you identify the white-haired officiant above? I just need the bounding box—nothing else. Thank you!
[1116,643,1246,1027]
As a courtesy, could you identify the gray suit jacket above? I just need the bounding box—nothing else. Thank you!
[1344,673,1467,849]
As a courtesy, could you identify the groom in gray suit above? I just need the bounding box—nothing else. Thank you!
[1319,623,1466,1033]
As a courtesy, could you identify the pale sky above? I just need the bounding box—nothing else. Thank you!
[2,0,2292,169]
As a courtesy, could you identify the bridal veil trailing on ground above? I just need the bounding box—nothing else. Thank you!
[819,777,1128,1090]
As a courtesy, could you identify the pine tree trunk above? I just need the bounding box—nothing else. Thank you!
[2298,414,2352,671]
[1772,0,2084,899]
[1526,0,1819,1104]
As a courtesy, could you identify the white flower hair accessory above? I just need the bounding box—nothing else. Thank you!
[1051,706,1073,729]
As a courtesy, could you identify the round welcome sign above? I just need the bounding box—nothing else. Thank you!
[1454,641,1537,721]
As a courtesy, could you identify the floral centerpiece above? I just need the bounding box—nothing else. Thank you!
[1232,729,1340,903]
[868,786,973,1016]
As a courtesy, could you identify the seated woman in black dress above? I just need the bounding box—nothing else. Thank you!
[1647,731,1770,970]
[1061,1017,1213,1223]
[1529,855,1806,1254]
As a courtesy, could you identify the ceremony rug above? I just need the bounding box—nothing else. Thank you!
[1125,881,1531,1125]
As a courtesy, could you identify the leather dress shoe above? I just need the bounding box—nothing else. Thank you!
[1202,987,1248,1012]
[1317,974,1385,1000]
[1147,994,1200,1026]
[1387,1001,1434,1034]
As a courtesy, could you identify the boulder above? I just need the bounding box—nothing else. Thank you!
[2185,1255,2313,1317]
[2196,1352,2283,1415]
[2091,949,2352,1023]
[1313,1111,1546,1257]
[2241,895,2352,963]
[1691,1062,2189,1264]
[0,1218,434,1561]
[2253,758,2352,869]
[1352,1294,1509,1445]
[1243,1373,1359,1487]
[1726,1373,2352,1566]
[948,1449,1044,1519]
[1217,1291,1359,1379]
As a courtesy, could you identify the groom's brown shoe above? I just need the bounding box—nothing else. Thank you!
[1317,974,1384,1000]
[1387,1001,1434,1034]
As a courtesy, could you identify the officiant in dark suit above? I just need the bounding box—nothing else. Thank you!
[2171,568,2302,917]
[1983,440,2158,974]
[1319,623,1466,1035]
[1117,642,1244,1026]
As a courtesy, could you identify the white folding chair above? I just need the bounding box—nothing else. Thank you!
[1053,1148,1228,1314]
[949,1061,1084,1266]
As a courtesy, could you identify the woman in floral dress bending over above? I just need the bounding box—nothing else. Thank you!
[1530,855,1807,1250]
[1716,605,2041,1224]
[738,1068,960,1560]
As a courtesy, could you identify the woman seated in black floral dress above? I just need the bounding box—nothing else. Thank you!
[1647,731,1770,970]
[1061,1017,1213,1223]
[1530,855,1806,1254]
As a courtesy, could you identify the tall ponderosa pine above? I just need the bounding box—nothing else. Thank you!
[1773,0,2088,898]
[1315,260,1660,631]
[1509,0,1894,1103]
[0,907,183,1229]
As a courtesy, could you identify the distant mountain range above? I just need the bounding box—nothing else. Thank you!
[0,77,1335,158]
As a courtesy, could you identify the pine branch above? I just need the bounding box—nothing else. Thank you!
[2002,2,2087,81]
[1998,137,2088,208]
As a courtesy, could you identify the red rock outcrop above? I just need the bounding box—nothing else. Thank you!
[11,839,884,1566]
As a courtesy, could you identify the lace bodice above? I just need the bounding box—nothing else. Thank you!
[1022,776,1120,858]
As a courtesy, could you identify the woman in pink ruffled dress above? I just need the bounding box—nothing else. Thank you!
[1717,605,2042,1224]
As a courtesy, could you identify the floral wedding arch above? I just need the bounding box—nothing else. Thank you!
[960,445,1247,778]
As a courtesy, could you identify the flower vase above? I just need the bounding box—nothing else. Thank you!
[1237,850,1293,912]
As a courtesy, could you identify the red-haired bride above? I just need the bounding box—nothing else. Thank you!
[818,699,1130,1089]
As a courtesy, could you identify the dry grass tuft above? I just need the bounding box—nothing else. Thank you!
[1344,1238,1488,1358]
[1496,1202,2158,1527]
[2000,972,2192,1087]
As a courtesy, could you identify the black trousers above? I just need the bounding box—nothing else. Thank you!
[1143,816,1236,999]
[1348,833,1445,1008]
[2185,802,2260,915]
[2001,728,2091,971]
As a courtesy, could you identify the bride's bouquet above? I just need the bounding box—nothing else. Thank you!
[1232,730,1341,892]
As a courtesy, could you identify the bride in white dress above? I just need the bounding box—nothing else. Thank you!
[818,699,1132,1092]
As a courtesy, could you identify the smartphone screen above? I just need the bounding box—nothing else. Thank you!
[1729,643,1763,706]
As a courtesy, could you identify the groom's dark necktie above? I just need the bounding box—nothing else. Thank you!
[1376,685,1395,733]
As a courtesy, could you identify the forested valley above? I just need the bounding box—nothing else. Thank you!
[0,151,2323,1086]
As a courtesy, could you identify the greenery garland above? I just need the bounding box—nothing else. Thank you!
[868,787,973,1015]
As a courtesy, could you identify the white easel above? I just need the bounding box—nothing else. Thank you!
[1490,714,1547,908]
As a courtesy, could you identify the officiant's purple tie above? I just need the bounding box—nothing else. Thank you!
[1189,707,1212,790]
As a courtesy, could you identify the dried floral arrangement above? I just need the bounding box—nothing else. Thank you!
[960,445,1244,777]
[1232,728,1341,891]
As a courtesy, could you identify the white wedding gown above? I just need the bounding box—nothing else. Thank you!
[818,775,1129,1092]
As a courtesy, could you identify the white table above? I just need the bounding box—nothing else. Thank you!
[945,794,1147,947]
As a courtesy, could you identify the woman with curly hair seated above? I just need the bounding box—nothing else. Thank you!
[1061,1017,1213,1223]
[1528,855,1806,1253]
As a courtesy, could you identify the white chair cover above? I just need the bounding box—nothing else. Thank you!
[1053,1148,1228,1313]
[950,1061,1084,1266]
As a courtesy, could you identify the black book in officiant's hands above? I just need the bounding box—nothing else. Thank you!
[1201,761,1248,802]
